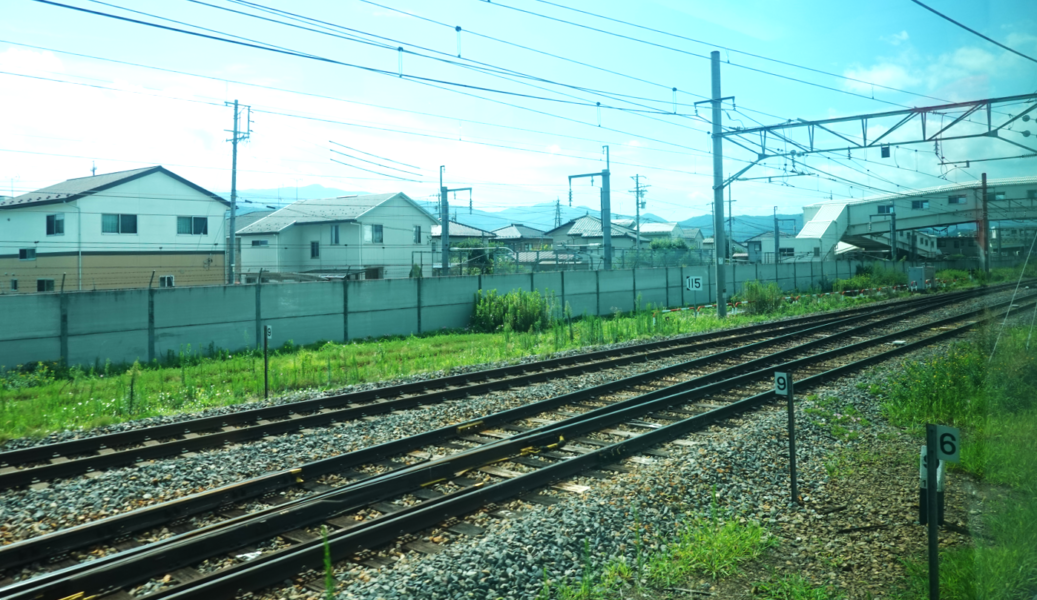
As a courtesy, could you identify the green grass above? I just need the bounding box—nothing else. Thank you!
[534,512,777,599]
[0,288,894,443]
[880,326,1037,599]
[753,574,844,600]
[645,516,777,585]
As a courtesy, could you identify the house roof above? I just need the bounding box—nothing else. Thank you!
[639,222,681,235]
[232,210,274,234]
[492,223,548,239]
[683,227,702,238]
[432,221,496,238]
[612,219,635,228]
[237,192,436,235]
[549,215,643,240]
[0,166,229,209]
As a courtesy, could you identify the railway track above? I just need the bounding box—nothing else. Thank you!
[1,286,1029,600]
[0,287,987,491]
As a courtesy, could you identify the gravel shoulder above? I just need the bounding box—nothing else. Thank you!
[296,338,983,600]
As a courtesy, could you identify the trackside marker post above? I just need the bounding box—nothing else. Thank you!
[775,371,798,503]
[925,424,961,600]
[264,325,273,399]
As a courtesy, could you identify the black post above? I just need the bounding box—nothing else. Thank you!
[263,327,270,400]
[926,424,940,600]
[787,377,798,504]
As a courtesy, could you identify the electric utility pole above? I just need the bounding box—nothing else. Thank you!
[226,99,251,285]
[568,146,612,270]
[439,165,472,277]
[705,51,728,317]
[630,175,649,247]
[727,184,735,260]
[981,172,990,274]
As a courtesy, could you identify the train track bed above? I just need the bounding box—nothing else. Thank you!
[0,288,1029,600]
[304,338,983,600]
[0,289,1004,552]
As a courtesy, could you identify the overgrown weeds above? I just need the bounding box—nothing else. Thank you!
[881,326,1037,599]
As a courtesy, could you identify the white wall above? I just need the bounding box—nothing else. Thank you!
[0,172,227,258]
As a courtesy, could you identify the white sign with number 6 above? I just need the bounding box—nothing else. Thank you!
[935,425,960,463]
[774,372,791,396]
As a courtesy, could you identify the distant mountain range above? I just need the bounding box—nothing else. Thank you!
[224,186,803,241]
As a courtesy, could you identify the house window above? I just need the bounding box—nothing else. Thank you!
[103,213,137,233]
[19,248,36,260]
[159,275,174,288]
[1027,190,1037,200]
[10,279,17,291]
[311,241,320,258]
[177,216,208,235]
[912,200,929,210]
[413,225,421,244]
[813,247,821,257]
[331,225,340,245]
[877,205,893,214]
[948,195,966,205]
[251,240,269,247]
[37,279,54,292]
[364,224,383,243]
[986,192,1006,201]
[46,214,64,235]
[779,248,794,257]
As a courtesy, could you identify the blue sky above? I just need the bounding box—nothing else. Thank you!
[1,0,1035,222]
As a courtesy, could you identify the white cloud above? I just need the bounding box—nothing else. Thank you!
[881,31,910,46]
[842,63,919,94]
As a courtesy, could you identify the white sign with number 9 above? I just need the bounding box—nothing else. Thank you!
[774,372,791,396]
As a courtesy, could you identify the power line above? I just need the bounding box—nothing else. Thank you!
[521,0,995,107]
[30,0,698,117]
[479,0,917,109]
[909,0,1037,65]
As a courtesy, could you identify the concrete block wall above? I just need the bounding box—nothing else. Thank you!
[0,258,1016,369]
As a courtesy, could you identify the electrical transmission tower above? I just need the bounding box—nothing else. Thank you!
[225,99,252,285]
[554,198,562,229]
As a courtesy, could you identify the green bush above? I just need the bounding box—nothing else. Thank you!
[740,280,784,315]
[833,264,907,292]
[649,237,688,250]
[471,289,557,333]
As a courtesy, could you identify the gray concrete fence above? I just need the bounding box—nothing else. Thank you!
[0,258,1016,369]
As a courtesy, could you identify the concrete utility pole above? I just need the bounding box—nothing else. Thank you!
[774,207,780,265]
[727,184,735,260]
[890,209,898,262]
[568,145,613,270]
[630,174,649,246]
[439,165,472,277]
[981,172,990,274]
[226,99,251,285]
[710,51,727,317]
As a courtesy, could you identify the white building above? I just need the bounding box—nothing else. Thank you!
[236,193,438,280]
[0,166,228,293]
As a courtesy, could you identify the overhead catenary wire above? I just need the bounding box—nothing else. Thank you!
[909,0,1037,65]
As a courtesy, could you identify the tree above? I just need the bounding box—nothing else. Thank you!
[649,237,688,251]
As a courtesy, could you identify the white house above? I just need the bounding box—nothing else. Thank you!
[637,222,685,242]
[0,166,228,293]
[236,193,439,280]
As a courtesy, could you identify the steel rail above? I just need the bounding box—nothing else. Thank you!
[3,291,1020,600]
[0,292,966,490]
[0,291,976,573]
[143,298,1033,600]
